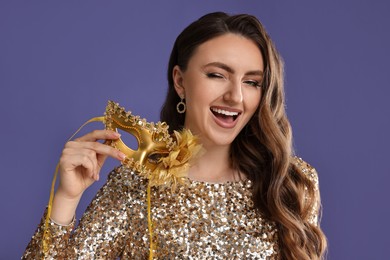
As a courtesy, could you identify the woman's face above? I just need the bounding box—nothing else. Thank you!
[173,33,264,148]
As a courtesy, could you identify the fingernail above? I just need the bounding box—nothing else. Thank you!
[118,152,126,160]
[113,132,121,137]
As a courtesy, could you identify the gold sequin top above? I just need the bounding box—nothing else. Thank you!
[23,157,320,259]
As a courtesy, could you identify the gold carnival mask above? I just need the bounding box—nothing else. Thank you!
[103,101,202,187]
[43,101,202,259]
[105,100,173,174]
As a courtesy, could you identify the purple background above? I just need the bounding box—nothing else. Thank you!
[1,1,389,259]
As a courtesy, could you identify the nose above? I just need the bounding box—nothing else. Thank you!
[223,80,243,104]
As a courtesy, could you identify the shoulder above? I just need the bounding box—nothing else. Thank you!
[290,156,321,225]
[290,156,319,190]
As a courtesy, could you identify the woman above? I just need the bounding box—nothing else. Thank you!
[23,12,327,259]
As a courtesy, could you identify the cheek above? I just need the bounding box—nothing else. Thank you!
[244,89,262,112]
[185,79,217,106]
[186,87,208,107]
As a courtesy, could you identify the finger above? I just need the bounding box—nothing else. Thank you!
[65,141,126,161]
[74,130,120,142]
[96,154,108,181]
[60,153,95,180]
[68,149,102,181]
[79,154,98,180]
[86,149,99,180]
[97,153,108,169]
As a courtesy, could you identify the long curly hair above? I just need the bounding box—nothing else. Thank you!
[160,12,327,259]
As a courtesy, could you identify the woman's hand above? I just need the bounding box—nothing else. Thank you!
[50,129,126,225]
[56,129,126,201]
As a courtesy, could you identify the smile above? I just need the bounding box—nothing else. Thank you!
[210,107,242,128]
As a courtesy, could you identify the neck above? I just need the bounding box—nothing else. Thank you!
[188,144,240,183]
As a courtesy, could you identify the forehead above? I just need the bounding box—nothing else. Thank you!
[188,33,264,71]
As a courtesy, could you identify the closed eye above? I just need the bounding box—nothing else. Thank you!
[206,72,225,79]
[244,80,261,88]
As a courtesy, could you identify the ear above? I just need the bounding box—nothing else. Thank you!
[172,65,185,99]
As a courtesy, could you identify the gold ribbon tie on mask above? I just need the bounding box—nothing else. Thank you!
[42,101,202,260]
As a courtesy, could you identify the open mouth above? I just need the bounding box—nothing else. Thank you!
[210,107,241,123]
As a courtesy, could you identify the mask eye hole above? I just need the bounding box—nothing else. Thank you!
[116,129,139,150]
[148,153,162,164]
[147,151,170,164]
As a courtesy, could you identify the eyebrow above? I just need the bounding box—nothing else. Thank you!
[203,62,263,77]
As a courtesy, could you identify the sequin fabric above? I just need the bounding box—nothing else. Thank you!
[23,157,320,259]
[291,157,321,225]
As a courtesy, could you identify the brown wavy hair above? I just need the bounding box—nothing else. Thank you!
[160,12,327,259]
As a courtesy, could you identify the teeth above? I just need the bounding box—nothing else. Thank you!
[211,108,239,116]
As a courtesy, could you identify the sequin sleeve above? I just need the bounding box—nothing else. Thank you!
[22,209,75,259]
[22,166,148,259]
[291,157,322,226]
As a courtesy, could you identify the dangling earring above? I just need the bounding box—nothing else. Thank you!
[176,97,186,114]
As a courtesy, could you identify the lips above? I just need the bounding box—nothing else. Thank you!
[210,106,242,128]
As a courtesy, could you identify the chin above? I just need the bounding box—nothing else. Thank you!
[205,132,240,148]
